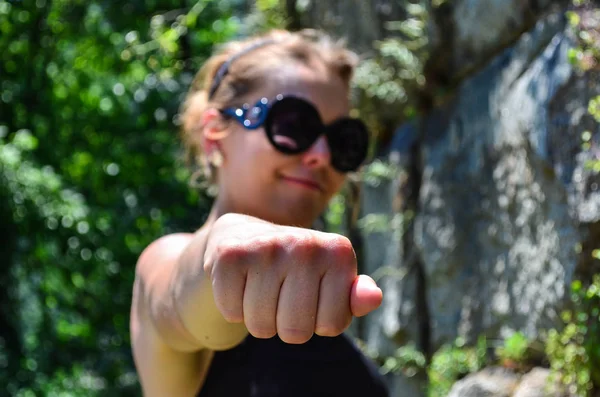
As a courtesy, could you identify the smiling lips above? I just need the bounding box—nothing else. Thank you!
[280,175,322,192]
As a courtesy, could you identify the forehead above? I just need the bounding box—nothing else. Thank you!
[251,64,350,123]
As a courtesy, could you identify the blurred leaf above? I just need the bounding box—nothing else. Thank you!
[0,0,238,394]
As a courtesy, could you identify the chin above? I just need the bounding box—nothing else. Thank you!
[269,209,320,228]
[272,215,315,228]
[255,196,327,227]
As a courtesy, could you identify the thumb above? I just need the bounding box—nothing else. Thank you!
[350,274,383,318]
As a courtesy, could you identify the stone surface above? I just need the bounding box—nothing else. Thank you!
[446,367,519,397]
[452,0,558,70]
[361,123,423,357]
[446,367,565,397]
[316,0,600,395]
[427,0,567,84]
[359,134,428,395]
[404,12,579,349]
[547,69,600,279]
[301,0,414,53]
[512,368,553,397]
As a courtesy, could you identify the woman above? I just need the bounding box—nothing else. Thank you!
[130,28,389,397]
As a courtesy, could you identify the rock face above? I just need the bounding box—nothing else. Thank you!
[512,368,556,397]
[447,367,561,397]
[304,0,599,396]
[301,0,411,52]
[361,2,592,353]
[446,367,519,397]
[415,11,579,348]
[445,0,564,77]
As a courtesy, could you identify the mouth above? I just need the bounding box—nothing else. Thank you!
[280,175,323,192]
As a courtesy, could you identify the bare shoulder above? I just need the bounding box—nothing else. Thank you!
[131,232,213,397]
[133,232,197,347]
[136,233,195,272]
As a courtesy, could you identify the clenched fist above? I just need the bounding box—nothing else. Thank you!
[203,213,383,344]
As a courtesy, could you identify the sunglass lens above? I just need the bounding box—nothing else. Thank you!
[327,119,369,172]
[266,97,322,154]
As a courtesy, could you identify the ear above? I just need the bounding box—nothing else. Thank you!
[201,108,229,140]
[200,108,229,154]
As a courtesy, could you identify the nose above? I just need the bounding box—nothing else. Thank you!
[301,135,331,169]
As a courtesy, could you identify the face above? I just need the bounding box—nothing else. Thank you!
[207,63,351,227]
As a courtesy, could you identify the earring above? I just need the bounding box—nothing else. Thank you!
[209,149,223,167]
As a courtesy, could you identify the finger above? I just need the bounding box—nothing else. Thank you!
[243,263,284,339]
[276,269,320,344]
[350,275,383,318]
[210,239,248,323]
[314,265,353,337]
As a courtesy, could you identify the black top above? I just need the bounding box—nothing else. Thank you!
[197,333,389,397]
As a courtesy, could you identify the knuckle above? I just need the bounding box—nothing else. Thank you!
[245,236,286,277]
[330,234,354,256]
[278,232,304,250]
[281,231,321,259]
[247,235,279,260]
[296,233,319,251]
[327,235,356,268]
[215,238,246,264]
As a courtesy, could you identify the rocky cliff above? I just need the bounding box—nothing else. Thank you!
[304,0,599,395]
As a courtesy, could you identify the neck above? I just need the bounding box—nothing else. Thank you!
[204,196,230,226]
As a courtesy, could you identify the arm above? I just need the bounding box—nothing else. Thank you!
[130,214,383,395]
[130,218,259,396]
[130,233,217,397]
[167,224,249,351]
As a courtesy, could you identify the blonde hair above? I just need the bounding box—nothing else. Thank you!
[179,28,359,187]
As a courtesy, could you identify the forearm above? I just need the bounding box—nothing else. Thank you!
[131,230,239,396]
[169,225,248,351]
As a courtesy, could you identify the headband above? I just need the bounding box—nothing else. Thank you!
[208,38,281,100]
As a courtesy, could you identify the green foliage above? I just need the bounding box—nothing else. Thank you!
[361,159,402,188]
[353,4,427,106]
[567,1,599,172]
[495,332,530,364]
[380,343,427,378]
[325,160,405,235]
[589,95,600,123]
[545,3,600,396]
[352,2,428,144]
[0,0,240,395]
[566,1,599,72]
[241,0,290,34]
[324,192,347,234]
[546,277,600,396]
[366,337,487,397]
[427,337,488,397]
[431,0,449,7]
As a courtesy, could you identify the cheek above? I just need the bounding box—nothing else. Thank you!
[325,173,346,199]
[332,172,346,188]
[224,128,260,158]
[224,130,282,175]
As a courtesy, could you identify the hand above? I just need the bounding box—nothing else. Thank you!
[204,213,383,344]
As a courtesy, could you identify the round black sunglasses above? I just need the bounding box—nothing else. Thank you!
[219,95,369,173]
